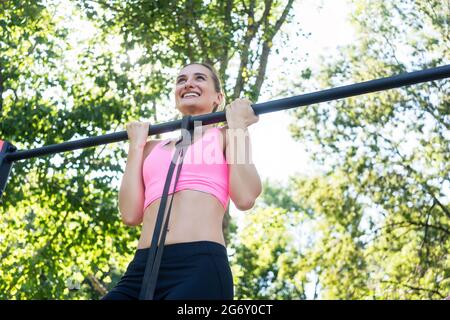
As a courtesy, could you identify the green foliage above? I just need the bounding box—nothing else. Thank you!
[231,206,305,299]
[0,0,295,299]
[287,0,449,299]
[0,0,152,299]
[257,178,301,212]
[77,0,296,102]
[3,0,447,301]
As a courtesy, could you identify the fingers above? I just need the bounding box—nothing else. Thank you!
[126,121,150,130]
[240,97,253,104]
[126,121,151,146]
[227,98,253,111]
[230,97,253,104]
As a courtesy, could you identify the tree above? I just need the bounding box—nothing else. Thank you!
[231,179,306,299]
[78,0,295,102]
[288,0,449,299]
[0,0,297,299]
[0,0,159,299]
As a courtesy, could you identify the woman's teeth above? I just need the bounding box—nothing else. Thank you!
[183,93,200,98]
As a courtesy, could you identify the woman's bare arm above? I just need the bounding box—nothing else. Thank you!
[223,98,262,211]
[118,122,151,226]
[118,143,148,226]
[226,127,262,211]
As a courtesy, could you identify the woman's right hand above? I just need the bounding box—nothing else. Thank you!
[126,121,151,149]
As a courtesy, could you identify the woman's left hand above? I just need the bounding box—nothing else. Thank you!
[225,98,259,129]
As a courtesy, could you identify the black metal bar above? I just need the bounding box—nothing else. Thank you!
[4,64,450,163]
[0,141,17,198]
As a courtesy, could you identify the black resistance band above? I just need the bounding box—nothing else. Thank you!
[139,115,194,300]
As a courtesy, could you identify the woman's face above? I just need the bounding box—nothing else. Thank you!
[175,64,223,115]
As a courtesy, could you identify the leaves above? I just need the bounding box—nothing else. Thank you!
[287,0,449,299]
[0,0,296,299]
[77,0,296,102]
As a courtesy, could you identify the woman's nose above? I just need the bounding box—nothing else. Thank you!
[184,77,195,88]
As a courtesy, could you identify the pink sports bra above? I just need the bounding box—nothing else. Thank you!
[142,127,229,210]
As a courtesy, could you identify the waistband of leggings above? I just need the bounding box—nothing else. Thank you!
[134,241,227,260]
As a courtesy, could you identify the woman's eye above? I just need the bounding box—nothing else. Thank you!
[177,75,205,84]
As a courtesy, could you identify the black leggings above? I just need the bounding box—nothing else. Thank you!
[101,241,234,300]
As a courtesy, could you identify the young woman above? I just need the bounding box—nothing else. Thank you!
[102,63,261,300]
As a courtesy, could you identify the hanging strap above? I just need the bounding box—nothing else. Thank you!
[139,115,193,300]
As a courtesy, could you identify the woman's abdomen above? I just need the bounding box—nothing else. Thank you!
[137,189,226,249]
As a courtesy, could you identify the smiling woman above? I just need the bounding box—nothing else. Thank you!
[175,63,225,114]
[101,62,262,300]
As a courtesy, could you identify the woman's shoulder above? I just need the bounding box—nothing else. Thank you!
[202,125,227,142]
[215,125,227,136]
[215,125,228,152]
[145,139,163,148]
[142,139,166,159]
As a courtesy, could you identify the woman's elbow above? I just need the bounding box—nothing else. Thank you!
[233,186,262,211]
[120,212,143,226]
[234,197,256,211]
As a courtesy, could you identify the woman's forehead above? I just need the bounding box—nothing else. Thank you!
[178,64,211,77]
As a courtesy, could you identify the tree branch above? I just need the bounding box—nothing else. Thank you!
[408,220,450,235]
[378,134,450,219]
[253,0,294,99]
[272,0,295,35]
[381,280,445,298]
[241,0,248,13]
[89,0,126,14]
[219,0,233,99]
[254,0,273,31]
[313,275,320,300]
[418,201,434,264]
[87,274,108,296]
[232,0,256,100]
[188,0,210,62]
[409,89,450,131]
[252,41,270,99]
[365,215,450,246]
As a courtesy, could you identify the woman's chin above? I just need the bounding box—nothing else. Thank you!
[177,103,212,115]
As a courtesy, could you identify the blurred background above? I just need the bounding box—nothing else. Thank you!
[0,0,449,299]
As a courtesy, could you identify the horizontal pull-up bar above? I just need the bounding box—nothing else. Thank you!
[5,64,450,163]
[5,64,450,162]
[1,64,449,197]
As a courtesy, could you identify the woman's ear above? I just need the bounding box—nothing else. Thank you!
[215,92,224,109]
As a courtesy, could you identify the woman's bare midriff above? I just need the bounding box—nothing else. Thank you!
[137,189,227,249]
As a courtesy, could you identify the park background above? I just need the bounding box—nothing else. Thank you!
[0,0,449,299]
